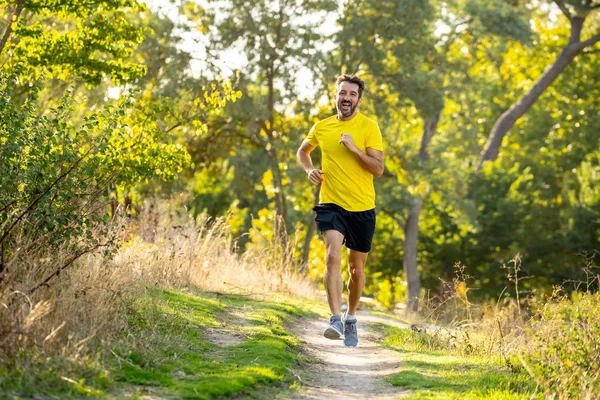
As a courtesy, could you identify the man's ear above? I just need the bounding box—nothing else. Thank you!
[357,97,363,107]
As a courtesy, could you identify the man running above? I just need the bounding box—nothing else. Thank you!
[296,74,384,347]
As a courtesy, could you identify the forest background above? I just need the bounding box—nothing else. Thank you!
[1,0,599,313]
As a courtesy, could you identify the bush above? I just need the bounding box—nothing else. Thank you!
[0,70,191,297]
[0,204,315,397]
[522,291,600,398]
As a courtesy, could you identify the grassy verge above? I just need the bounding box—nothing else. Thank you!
[0,288,325,399]
[372,322,538,399]
[1,210,322,399]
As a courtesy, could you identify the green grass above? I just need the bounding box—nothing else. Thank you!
[0,288,325,399]
[0,345,111,398]
[369,309,411,325]
[3,291,545,399]
[111,289,325,399]
[374,322,539,399]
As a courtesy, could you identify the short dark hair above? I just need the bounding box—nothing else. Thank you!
[336,74,365,98]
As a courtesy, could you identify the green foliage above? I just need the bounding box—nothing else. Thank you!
[560,0,600,16]
[338,0,443,118]
[206,0,337,76]
[464,0,533,44]
[434,20,600,293]
[524,291,600,398]
[196,0,338,223]
[2,0,597,309]
[169,0,600,303]
[0,70,191,289]
[101,9,244,216]
[1,0,147,85]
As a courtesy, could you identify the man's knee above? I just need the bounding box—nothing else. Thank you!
[326,251,342,269]
[348,261,365,278]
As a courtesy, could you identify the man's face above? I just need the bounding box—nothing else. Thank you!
[335,81,362,118]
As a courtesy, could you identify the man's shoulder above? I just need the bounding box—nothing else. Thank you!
[357,113,379,127]
[314,114,338,127]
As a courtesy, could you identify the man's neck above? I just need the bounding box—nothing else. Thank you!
[337,110,359,121]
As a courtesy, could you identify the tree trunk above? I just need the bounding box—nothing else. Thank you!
[476,16,600,170]
[300,184,320,273]
[0,241,5,285]
[264,66,287,228]
[419,112,440,161]
[0,0,25,55]
[403,194,422,312]
[267,150,286,221]
[401,112,441,312]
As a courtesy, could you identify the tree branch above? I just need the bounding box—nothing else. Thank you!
[219,126,263,148]
[165,121,182,133]
[553,0,573,21]
[568,16,585,44]
[28,242,111,294]
[0,198,19,215]
[440,17,473,58]
[0,146,94,246]
[578,31,600,49]
[0,0,25,54]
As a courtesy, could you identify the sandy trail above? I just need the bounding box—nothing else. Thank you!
[281,310,412,400]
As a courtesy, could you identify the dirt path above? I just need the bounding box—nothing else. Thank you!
[281,310,412,400]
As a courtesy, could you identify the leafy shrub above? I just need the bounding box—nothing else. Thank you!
[0,70,191,297]
[523,291,600,398]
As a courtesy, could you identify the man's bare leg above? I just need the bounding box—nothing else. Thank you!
[323,229,344,315]
[347,249,368,316]
[342,249,367,346]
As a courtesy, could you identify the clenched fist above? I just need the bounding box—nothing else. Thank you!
[307,168,324,185]
[339,132,358,152]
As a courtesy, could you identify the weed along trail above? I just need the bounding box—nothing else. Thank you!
[283,310,412,399]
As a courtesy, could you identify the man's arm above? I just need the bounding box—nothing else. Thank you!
[297,140,324,185]
[339,134,384,177]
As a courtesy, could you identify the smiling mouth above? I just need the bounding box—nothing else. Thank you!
[341,101,352,109]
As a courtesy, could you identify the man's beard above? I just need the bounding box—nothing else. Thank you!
[337,99,357,117]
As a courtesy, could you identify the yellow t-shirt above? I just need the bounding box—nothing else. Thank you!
[306,113,383,212]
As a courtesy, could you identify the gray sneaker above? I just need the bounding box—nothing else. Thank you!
[343,315,358,347]
[323,315,344,340]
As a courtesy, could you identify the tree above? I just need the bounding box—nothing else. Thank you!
[199,0,337,228]
[0,0,147,85]
[0,2,241,293]
[477,0,600,170]
[323,0,441,311]
[0,77,191,290]
[328,0,533,311]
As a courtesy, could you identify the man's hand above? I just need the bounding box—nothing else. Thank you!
[339,132,358,152]
[337,132,384,177]
[307,168,324,185]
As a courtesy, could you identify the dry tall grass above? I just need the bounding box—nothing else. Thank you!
[412,261,528,359]
[410,256,600,398]
[0,203,316,384]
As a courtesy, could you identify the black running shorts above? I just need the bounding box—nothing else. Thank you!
[313,203,376,253]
